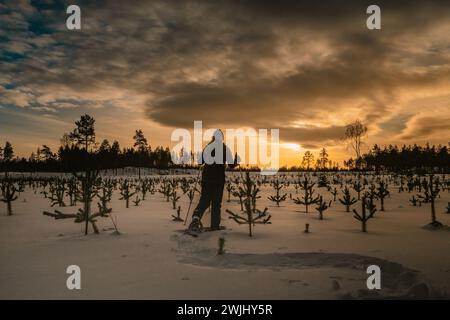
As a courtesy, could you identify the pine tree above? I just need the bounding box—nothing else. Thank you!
[226,182,234,202]
[2,141,14,162]
[0,179,24,216]
[339,186,357,212]
[330,187,338,201]
[352,181,364,200]
[267,180,287,207]
[97,179,113,211]
[170,189,180,209]
[352,195,376,232]
[301,151,314,170]
[316,148,329,170]
[419,175,442,228]
[217,237,226,255]
[66,178,79,206]
[69,114,96,152]
[293,177,320,213]
[232,186,246,211]
[317,174,329,188]
[315,195,331,220]
[132,195,141,206]
[374,181,389,211]
[172,206,183,222]
[119,180,136,208]
[133,129,148,179]
[226,172,271,237]
[48,179,66,207]
[43,171,111,235]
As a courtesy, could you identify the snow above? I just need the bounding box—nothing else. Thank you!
[0,171,449,299]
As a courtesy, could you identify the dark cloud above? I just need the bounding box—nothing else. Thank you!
[400,116,450,140]
[1,0,450,151]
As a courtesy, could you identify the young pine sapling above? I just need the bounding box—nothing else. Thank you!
[352,195,376,232]
[419,175,442,228]
[339,186,357,212]
[293,177,320,213]
[267,180,287,207]
[315,195,331,220]
[119,180,136,208]
[172,206,183,222]
[0,179,24,216]
[43,171,111,235]
[374,181,389,211]
[226,172,271,237]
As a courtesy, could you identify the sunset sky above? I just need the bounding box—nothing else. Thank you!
[1,0,450,166]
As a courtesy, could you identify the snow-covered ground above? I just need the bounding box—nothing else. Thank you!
[0,171,449,299]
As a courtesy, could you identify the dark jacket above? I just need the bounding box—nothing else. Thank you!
[200,142,238,184]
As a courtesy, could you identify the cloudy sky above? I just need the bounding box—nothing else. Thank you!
[1,0,450,166]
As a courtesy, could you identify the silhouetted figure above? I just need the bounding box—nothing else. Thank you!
[189,129,239,232]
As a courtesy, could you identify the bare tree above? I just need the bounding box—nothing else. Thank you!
[344,120,367,159]
[301,151,314,170]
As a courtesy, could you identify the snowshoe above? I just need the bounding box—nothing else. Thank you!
[184,216,203,237]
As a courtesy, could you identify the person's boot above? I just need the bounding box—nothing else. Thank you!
[188,215,203,233]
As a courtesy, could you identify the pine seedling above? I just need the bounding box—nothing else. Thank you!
[330,187,338,201]
[170,190,180,210]
[292,177,320,213]
[352,181,364,200]
[419,175,442,228]
[40,189,48,198]
[0,179,24,216]
[250,184,261,213]
[315,196,332,220]
[267,180,287,207]
[186,187,196,203]
[217,237,226,255]
[180,178,190,194]
[97,179,114,212]
[48,179,66,207]
[293,181,300,194]
[226,172,271,237]
[133,195,141,206]
[43,171,111,235]
[66,178,78,206]
[304,223,310,233]
[232,187,246,211]
[364,191,377,218]
[352,195,376,232]
[140,178,153,200]
[158,180,169,200]
[168,179,178,202]
[172,206,183,222]
[339,186,357,212]
[374,181,390,211]
[318,174,329,188]
[226,183,234,202]
[119,180,136,208]
[409,195,418,206]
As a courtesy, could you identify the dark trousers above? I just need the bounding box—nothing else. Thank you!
[192,181,225,229]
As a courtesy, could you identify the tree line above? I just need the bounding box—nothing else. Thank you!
[349,143,450,173]
[1,115,448,173]
[0,114,174,173]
